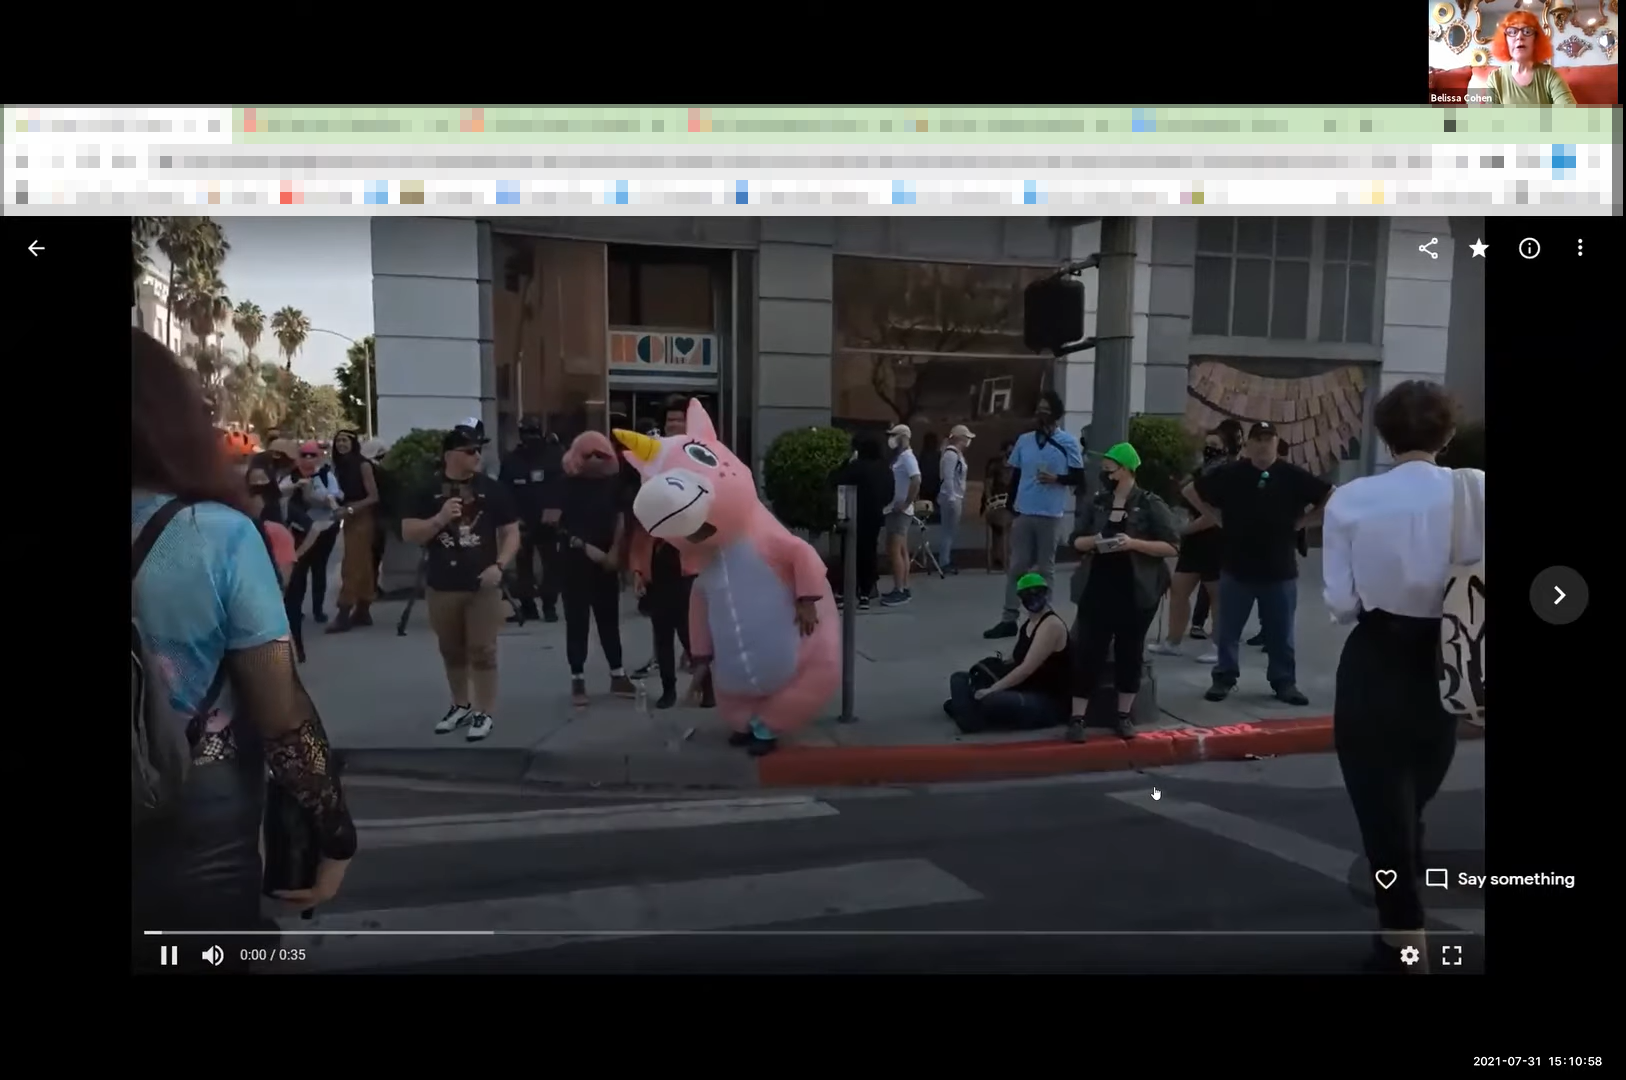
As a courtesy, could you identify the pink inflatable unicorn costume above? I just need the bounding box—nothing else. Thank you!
[614,400,838,756]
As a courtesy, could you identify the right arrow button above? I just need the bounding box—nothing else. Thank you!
[1531,566,1588,627]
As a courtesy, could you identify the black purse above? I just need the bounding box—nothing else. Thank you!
[966,654,1009,692]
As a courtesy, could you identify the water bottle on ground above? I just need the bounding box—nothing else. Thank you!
[634,676,648,716]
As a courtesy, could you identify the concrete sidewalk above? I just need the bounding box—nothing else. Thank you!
[301,552,1482,788]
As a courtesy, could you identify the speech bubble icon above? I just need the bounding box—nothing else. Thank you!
[1374,869,1398,890]
[1425,868,1450,889]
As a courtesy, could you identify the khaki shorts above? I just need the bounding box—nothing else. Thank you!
[884,511,912,539]
[425,586,505,670]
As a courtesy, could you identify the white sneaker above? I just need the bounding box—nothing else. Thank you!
[1147,640,1184,657]
[466,712,494,742]
[435,704,473,734]
[1195,649,1219,664]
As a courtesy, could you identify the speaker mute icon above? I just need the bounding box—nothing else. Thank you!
[158,944,179,966]
[202,945,224,967]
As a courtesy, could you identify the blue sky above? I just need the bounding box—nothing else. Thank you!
[209,218,374,386]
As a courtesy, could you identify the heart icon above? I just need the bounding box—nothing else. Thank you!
[673,336,696,356]
[1374,869,1397,890]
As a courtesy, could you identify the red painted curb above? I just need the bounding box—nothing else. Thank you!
[757,717,1485,788]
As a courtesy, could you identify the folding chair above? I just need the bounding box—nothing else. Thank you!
[907,500,946,579]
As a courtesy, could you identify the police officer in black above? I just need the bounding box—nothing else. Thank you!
[499,417,564,622]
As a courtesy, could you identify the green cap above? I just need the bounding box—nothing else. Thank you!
[1015,572,1049,593]
[1103,442,1141,472]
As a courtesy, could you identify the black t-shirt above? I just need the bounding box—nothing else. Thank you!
[411,472,518,592]
[1194,459,1331,582]
[558,474,624,554]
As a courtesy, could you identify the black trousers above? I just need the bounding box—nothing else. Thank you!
[132,756,267,974]
[563,562,623,675]
[513,521,559,611]
[1334,610,1458,932]
[1072,602,1158,697]
[948,670,1067,732]
[856,519,881,598]
[649,573,694,690]
[288,525,338,618]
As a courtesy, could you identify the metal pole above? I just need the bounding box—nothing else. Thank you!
[1090,217,1138,456]
[838,484,859,724]
[362,337,374,439]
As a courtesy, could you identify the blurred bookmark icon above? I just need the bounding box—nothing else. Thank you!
[1419,238,1439,260]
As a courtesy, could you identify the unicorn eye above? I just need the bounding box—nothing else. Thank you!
[684,443,719,468]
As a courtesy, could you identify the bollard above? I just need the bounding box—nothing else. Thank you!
[838,484,859,723]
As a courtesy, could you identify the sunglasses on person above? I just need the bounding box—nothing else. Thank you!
[455,444,484,456]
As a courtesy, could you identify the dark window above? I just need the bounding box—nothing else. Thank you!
[1320,219,1379,344]
[1193,218,1314,340]
[607,246,716,331]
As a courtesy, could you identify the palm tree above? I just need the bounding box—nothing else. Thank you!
[221,353,267,427]
[153,218,230,347]
[271,306,311,370]
[131,218,160,287]
[232,300,265,357]
[174,262,232,405]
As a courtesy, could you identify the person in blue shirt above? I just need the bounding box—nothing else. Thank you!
[130,329,356,972]
[984,390,1085,639]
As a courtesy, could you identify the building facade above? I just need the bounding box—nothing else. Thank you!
[371,216,1482,498]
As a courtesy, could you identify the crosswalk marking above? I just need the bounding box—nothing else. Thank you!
[1108,791,1484,935]
[283,858,983,972]
[356,795,840,848]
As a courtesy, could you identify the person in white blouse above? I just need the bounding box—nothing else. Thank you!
[1321,380,1484,974]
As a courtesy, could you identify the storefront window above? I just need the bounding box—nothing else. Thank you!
[832,257,1052,541]
[607,246,715,330]
[492,234,610,447]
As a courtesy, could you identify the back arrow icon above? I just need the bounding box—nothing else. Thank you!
[27,241,43,256]
[1554,587,1566,605]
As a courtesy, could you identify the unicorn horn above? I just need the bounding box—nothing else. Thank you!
[613,429,660,464]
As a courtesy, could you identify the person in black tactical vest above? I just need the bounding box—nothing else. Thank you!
[499,417,564,623]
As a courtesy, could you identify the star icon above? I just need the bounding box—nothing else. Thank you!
[1469,238,1488,258]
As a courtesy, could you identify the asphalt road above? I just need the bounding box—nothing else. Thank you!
[241,745,1486,975]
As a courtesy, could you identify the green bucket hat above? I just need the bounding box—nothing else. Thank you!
[1015,572,1049,593]
[1103,442,1142,472]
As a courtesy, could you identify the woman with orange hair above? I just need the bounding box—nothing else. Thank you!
[1473,6,1576,106]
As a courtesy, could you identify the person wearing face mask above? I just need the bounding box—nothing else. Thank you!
[1066,443,1181,741]
[945,573,1071,733]
[1150,428,1230,664]
[879,424,922,606]
[984,390,1085,639]
[1185,421,1332,707]
[1189,418,1243,640]
[935,424,974,574]
[499,416,564,623]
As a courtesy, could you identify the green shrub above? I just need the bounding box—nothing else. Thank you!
[1438,421,1485,471]
[762,426,853,535]
[1127,415,1197,506]
[379,428,447,521]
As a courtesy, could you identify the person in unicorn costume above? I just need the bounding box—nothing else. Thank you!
[614,400,839,756]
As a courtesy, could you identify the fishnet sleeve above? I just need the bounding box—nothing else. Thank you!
[224,638,358,861]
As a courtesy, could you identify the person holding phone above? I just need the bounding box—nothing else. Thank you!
[401,424,520,742]
[1066,443,1180,741]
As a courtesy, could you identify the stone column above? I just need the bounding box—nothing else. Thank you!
[755,218,834,468]
[371,218,495,449]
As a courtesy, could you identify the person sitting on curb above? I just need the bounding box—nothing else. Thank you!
[945,573,1071,734]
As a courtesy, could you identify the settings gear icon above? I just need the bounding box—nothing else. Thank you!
[1399,946,1421,966]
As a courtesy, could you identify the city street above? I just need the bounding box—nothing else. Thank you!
[262,742,1486,974]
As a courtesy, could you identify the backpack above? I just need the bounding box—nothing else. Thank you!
[132,500,226,827]
[1439,469,1486,726]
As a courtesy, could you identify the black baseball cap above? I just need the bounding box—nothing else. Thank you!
[443,424,489,452]
[1248,421,1278,440]
[518,416,543,438]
